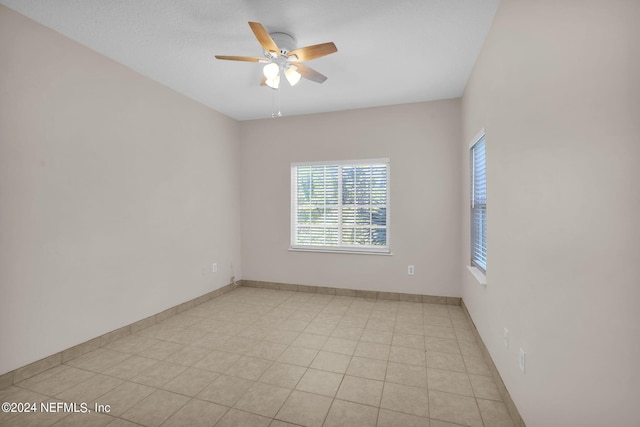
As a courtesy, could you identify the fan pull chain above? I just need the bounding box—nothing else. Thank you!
[271,86,282,118]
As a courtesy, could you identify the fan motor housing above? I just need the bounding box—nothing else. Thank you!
[269,32,296,56]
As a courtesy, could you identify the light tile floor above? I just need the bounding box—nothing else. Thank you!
[0,287,515,426]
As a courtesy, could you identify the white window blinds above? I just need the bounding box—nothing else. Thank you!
[291,159,389,253]
[471,135,487,271]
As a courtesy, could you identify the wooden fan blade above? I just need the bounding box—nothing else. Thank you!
[287,42,337,62]
[215,55,266,62]
[292,63,328,83]
[248,22,279,56]
[260,76,267,86]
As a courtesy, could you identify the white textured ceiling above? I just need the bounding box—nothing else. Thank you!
[1,0,500,120]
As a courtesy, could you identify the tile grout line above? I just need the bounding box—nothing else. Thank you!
[0,280,243,390]
[452,319,486,427]
[3,284,522,426]
[423,301,432,421]
[460,299,527,427]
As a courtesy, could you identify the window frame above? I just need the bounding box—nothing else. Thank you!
[290,158,391,254]
[470,131,487,273]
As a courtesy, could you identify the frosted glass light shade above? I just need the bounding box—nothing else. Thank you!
[285,67,301,86]
[265,74,280,89]
[263,63,280,79]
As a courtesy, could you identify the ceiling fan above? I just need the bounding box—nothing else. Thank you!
[215,22,337,89]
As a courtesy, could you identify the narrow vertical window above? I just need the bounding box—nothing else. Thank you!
[291,159,390,253]
[471,135,486,272]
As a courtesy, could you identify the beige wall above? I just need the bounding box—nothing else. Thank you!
[240,100,462,296]
[461,1,640,425]
[0,6,242,374]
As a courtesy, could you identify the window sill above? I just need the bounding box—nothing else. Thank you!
[467,266,487,286]
[289,247,392,256]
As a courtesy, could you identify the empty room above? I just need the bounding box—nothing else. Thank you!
[0,1,638,426]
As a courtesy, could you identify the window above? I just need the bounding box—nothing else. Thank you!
[471,134,487,272]
[291,159,390,253]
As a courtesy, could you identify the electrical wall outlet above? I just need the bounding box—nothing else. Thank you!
[212,263,217,273]
[519,348,526,373]
[503,328,509,348]
[408,265,415,275]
